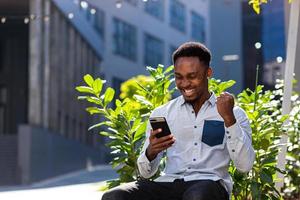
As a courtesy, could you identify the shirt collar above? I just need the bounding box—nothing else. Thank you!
[179,92,217,107]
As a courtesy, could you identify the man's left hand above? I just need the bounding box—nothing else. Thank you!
[216,92,236,127]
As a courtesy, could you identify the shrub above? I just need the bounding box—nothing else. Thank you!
[76,66,299,199]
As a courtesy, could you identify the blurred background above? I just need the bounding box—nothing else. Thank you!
[0,0,297,188]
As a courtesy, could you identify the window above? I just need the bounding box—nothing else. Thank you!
[94,9,105,39]
[144,0,164,20]
[78,1,91,19]
[144,33,164,67]
[113,18,137,61]
[169,0,186,33]
[124,0,138,6]
[191,11,205,43]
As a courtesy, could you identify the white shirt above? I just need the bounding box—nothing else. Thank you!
[137,93,255,194]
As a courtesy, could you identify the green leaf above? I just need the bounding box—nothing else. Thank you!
[83,74,94,87]
[104,87,115,106]
[260,138,270,151]
[75,86,94,94]
[131,118,142,131]
[88,122,108,131]
[99,131,120,139]
[133,95,153,107]
[164,65,174,74]
[86,107,106,115]
[86,96,102,105]
[77,96,88,100]
[260,168,273,184]
[251,182,260,199]
[133,121,147,144]
[261,156,276,165]
[93,78,103,96]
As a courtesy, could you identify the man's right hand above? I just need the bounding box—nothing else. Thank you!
[145,129,175,162]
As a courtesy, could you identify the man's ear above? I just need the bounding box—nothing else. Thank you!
[207,67,213,78]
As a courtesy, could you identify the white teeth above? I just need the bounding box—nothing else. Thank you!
[184,89,194,95]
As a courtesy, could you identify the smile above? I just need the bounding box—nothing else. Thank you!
[183,89,195,96]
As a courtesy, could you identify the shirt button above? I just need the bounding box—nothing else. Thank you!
[192,111,194,113]
[232,149,235,152]
[194,126,197,128]
[226,131,229,134]
[188,167,191,169]
[193,158,196,161]
[228,136,231,139]
[194,142,198,146]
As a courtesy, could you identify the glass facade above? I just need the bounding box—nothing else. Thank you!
[262,1,286,62]
[144,33,164,67]
[94,9,105,39]
[144,0,164,20]
[169,0,186,33]
[113,18,137,61]
[124,0,138,6]
[191,11,205,43]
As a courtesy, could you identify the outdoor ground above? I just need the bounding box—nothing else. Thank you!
[0,165,117,200]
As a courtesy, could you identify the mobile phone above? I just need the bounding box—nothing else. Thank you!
[149,117,171,138]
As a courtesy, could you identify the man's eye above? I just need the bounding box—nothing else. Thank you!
[188,75,197,79]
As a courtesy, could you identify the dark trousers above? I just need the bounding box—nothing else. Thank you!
[101,179,229,200]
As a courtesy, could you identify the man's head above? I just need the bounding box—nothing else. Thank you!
[172,42,212,103]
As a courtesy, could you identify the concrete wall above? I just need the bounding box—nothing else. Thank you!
[18,125,104,184]
[0,135,18,185]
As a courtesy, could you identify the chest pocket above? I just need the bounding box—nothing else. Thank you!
[202,120,225,147]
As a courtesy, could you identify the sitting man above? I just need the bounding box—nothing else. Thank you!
[102,42,255,200]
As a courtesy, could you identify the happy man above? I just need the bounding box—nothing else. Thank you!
[102,42,255,200]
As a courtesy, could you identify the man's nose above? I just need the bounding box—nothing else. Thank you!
[180,79,190,88]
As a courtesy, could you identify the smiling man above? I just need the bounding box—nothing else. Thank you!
[102,42,255,200]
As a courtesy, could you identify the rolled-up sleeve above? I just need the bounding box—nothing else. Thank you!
[225,107,255,173]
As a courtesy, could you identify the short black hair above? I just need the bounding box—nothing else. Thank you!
[172,42,211,67]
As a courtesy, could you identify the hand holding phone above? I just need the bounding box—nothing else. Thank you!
[149,117,171,138]
[146,117,174,161]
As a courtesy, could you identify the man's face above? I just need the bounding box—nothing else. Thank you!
[174,56,212,103]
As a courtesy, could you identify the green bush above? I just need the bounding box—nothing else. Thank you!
[76,65,175,189]
[231,85,288,200]
[76,65,299,199]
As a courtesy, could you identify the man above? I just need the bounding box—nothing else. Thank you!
[102,42,255,200]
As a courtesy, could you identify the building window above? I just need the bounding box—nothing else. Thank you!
[169,0,186,33]
[191,11,205,43]
[124,0,138,6]
[144,0,164,20]
[113,18,137,61]
[78,1,91,20]
[94,9,105,39]
[144,33,164,67]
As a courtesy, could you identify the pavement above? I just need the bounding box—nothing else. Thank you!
[0,165,118,200]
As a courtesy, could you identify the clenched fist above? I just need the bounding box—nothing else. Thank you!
[216,92,236,127]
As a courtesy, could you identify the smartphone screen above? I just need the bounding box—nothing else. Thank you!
[149,117,171,138]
